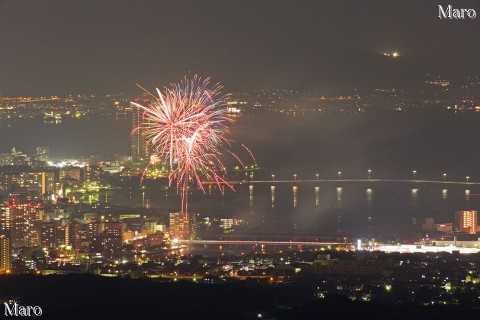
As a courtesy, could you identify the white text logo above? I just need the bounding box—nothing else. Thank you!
[439,5,477,19]
[4,303,42,317]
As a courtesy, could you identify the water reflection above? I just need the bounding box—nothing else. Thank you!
[87,184,480,236]
[293,186,298,208]
[270,185,275,208]
[366,188,373,205]
[336,187,343,208]
[411,188,418,202]
[249,185,254,208]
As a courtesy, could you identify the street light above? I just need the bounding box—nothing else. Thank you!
[443,173,447,182]
[293,174,297,182]
[271,174,275,181]
[338,171,342,180]
[413,170,417,181]
[250,173,254,182]
[466,176,470,183]
[316,173,319,181]
[368,169,372,180]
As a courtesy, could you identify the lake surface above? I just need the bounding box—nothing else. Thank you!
[2,110,480,239]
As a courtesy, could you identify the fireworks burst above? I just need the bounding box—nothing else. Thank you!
[131,76,248,214]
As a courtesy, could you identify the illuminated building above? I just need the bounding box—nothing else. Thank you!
[0,167,55,198]
[189,213,199,240]
[61,222,90,249]
[1,201,40,249]
[83,212,97,223]
[67,223,84,249]
[59,166,82,181]
[0,235,11,272]
[86,222,99,242]
[84,165,101,182]
[56,223,69,246]
[155,224,167,232]
[426,80,450,87]
[169,212,198,240]
[119,214,141,220]
[0,204,11,234]
[144,219,157,234]
[35,147,49,161]
[146,231,164,247]
[100,222,124,250]
[435,223,453,233]
[220,219,234,229]
[123,230,134,241]
[39,221,57,249]
[0,149,28,166]
[455,210,478,234]
[0,153,15,166]
[131,107,148,157]
[169,212,189,240]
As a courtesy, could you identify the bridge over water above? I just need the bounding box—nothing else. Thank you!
[201,178,478,209]
[183,239,345,247]
[203,179,479,186]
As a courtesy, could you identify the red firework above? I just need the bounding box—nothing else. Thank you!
[131,76,243,214]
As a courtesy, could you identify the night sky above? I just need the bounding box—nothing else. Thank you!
[0,0,479,95]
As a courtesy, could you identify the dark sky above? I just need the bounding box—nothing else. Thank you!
[0,0,479,95]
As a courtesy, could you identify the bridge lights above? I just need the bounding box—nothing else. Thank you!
[413,170,417,181]
[338,171,342,180]
[466,176,470,183]
[443,173,447,182]
[293,174,297,181]
[271,174,275,181]
[368,169,372,180]
[316,173,319,181]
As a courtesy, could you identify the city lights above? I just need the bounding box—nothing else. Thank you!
[0,2,479,318]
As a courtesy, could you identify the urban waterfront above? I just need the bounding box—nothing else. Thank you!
[1,1,480,319]
[1,96,480,320]
[88,182,479,238]
[3,111,480,241]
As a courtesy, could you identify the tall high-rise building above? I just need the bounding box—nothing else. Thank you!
[131,108,147,157]
[39,221,58,249]
[169,212,199,240]
[0,235,11,272]
[189,213,199,240]
[1,201,40,249]
[455,210,478,234]
[0,204,12,234]
[169,212,190,240]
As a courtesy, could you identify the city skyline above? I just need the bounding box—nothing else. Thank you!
[0,2,480,319]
